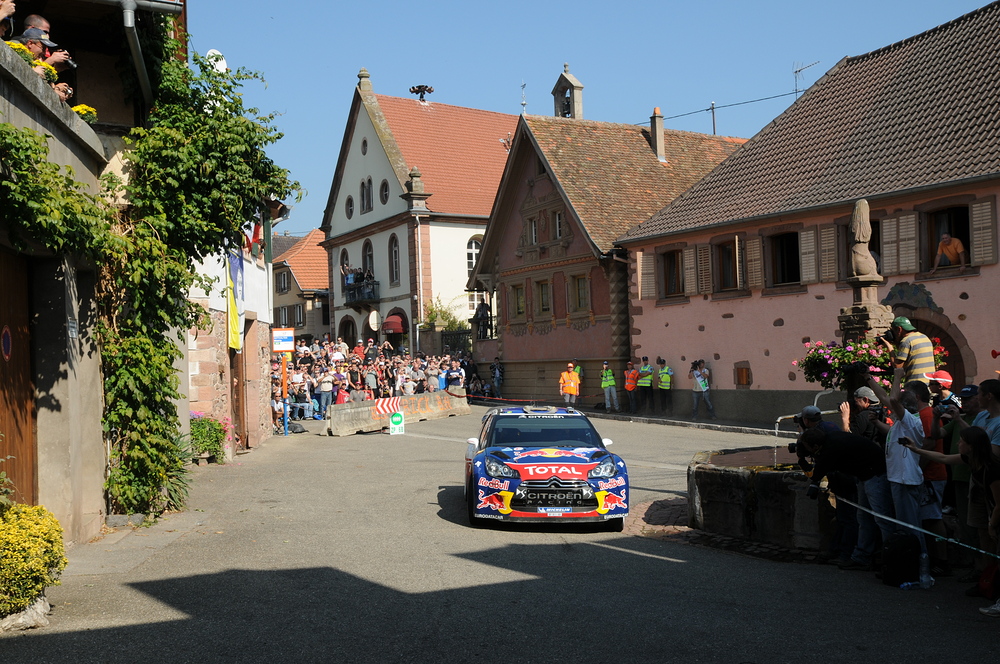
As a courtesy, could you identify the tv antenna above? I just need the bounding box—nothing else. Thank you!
[793,61,819,98]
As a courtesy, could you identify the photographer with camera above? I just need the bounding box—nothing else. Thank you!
[798,427,887,568]
[688,359,717,421]
[839,385,889,445]
[882,316,935,385]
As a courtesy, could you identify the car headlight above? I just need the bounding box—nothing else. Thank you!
[485,456,519,478]
[588,457,617,478]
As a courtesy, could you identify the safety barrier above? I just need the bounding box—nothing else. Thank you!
[326,390,471,436]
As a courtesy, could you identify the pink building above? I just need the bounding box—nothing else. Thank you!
[619,3,1000,424]
[470,67,744,402]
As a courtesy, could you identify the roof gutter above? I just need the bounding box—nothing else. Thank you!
[79,0,184,108]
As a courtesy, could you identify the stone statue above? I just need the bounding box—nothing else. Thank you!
[849,199,880,280]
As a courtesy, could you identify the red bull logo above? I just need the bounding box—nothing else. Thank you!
[598,477,625,491]
[512,448,591,461]
[597,489,628,513]
[478,477,510,490]
[476,490,513,513]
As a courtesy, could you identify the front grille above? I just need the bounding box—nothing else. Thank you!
[511,478,598,509]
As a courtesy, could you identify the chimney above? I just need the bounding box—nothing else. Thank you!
[651,107,666,162]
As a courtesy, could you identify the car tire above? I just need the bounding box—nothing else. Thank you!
[467,481,484,528]
[606,516,625,532]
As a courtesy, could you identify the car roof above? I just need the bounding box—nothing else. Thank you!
[485,405,588,418]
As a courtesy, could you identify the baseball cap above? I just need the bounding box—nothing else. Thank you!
[923,370,953,385]
[641,356,648,361]
[892,316,916,331]
[602,361,609,365]
[19,28,58,49]
[799,405,822,419]
[959,384,978,398]
[854,387,877,401]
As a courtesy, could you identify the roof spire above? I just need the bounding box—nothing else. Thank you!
[358,67,372,92]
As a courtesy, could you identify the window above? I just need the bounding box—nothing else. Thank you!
[277,306,289,326]
[661,250,683,296]
[340,249,350,288]
[769,232,801,286]
[362,240,374,274]
[388,235,400,285]
[512,285,525,317]
[572,275,589,310]
[320,298,330,326]
[927,206,970,271]
[345,196,354,219]
[360,178,374,213]
[294,304,304,327]
[529,219,538,245]
[361,138,368,155]
[553,211,563,239]
[536,281,551,313]
[717,240,739,291]
[276,270,290,293]
[380,179,390,205]
[467,238,483,313]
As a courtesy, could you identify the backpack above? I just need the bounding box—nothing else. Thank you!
[881,531,920,586]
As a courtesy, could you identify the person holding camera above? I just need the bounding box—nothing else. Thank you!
[688,359,716,421]
[883,316,935,385]
[799,427,887,568]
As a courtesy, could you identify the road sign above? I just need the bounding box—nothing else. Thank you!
[272,328,295,352]
[389,411,404,435]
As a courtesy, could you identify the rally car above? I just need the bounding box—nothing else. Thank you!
[464,406,628,530]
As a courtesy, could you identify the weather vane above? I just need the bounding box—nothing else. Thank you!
[409,85,434,101]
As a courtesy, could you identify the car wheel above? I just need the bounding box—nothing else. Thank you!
[606,516,625,532]
[467,481,484,528]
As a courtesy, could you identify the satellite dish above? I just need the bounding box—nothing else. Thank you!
[206,49,228,73]
[368,310,381,330]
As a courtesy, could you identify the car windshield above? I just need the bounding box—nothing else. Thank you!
[491,416,601,448]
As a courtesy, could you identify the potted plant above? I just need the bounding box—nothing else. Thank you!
[189,412,228,464]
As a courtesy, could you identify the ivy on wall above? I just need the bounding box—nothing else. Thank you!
[0,30,299,515]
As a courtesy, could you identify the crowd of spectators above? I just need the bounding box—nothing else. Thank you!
[795,365,1000,617]
[270,336,487,428]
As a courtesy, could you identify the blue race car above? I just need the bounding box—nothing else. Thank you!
[464,406,628,530]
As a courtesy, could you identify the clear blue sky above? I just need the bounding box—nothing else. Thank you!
[188,0,988,236]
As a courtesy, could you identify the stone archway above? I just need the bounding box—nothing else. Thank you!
[338,316,358,346]
[892,306,976,384]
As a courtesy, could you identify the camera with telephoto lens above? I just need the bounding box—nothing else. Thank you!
[787,441,797,454]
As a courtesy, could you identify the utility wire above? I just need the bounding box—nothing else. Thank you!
[636,90,799,124]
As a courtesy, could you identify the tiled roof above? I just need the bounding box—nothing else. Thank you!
[274,228,328,291]
[524,115,744,250]
[270,233,302,258]
[374,94,519,216]
[622,2,1000,242]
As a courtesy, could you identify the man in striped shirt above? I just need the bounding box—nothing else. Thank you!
[890,316,935,384]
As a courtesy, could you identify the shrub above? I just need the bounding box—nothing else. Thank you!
[0,504,68,617]
[794,338,948,390]
[189,412,228,462]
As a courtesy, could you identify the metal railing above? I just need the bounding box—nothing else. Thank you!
[344,280,380,305]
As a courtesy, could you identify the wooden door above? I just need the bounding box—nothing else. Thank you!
[0,247,37,504]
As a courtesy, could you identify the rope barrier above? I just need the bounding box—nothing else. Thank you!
[830,492,1000,561]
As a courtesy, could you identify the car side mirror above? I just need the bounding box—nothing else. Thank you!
[466,437,479,446]
[602,438,613,446]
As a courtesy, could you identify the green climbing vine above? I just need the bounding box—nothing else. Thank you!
[0,28,299,515]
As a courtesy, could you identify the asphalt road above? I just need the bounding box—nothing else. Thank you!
[2,406,997,662]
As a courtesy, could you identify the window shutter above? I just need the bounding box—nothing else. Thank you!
[971,198,997,266]
[734,236,744,290]
[639,250,656,300]
[819,224,839,282]
[744,236,763,289]
[881,216,899,275]
[683,247,698,296]
[896,212,919,274]
[799,227,818,284]
[696,244,712,294]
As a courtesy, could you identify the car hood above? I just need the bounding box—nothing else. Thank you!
[486,446,610,463]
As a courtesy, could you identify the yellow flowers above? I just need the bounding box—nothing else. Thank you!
[72,104,98,124]
[0,504,68,617]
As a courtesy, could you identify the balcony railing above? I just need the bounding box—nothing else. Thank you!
[344,280,380,306]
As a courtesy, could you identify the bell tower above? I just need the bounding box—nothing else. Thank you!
[551,63,583,119]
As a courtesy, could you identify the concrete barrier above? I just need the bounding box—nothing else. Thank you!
[326,391,472,436]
